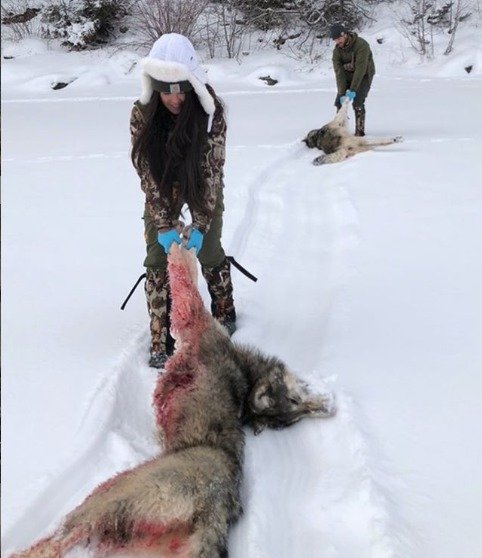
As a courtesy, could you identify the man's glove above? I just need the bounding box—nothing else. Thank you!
[185,228,204,254]
[340,89,356,104]
[157,229,181,254]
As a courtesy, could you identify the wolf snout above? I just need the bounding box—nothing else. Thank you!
[309,391,337,417]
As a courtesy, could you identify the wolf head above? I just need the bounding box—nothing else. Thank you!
[245,362,336,434]
[303,128,322,149]
[303,126,332,150]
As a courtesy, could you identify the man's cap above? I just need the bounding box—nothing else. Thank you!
[329,23,347,40]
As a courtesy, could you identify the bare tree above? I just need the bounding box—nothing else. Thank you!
[443,0,472,54]
[283,28,327,63]
[198,1,251,59]
[397,0,435,57]
[198,5,221,58]
[130,0,209,48]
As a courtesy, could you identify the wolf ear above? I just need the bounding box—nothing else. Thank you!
[250,384,273,411]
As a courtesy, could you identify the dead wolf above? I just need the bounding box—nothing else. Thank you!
[303,99,403,165]
[12,245,336,558]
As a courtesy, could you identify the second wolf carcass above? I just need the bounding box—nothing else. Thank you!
[304,99,403,165]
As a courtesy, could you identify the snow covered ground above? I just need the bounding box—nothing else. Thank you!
[2,31,482,558]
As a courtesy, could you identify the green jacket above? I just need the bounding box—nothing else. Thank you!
[332,33,375,95]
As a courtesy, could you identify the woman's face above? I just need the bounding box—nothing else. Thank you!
[160,92,186,115]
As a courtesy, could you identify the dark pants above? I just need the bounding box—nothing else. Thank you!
[334,75,373,111]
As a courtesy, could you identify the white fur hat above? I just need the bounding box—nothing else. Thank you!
[139,33,215,118]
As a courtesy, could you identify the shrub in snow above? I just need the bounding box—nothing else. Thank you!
[298,0,367,32]
[225,0,368,33]
[232,0,299,30]
[211,0,370,62]
[41,0,130,49]
[1,1,43,40]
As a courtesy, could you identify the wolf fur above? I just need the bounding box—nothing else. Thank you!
[12,245,336,558]
[303,99,403,165]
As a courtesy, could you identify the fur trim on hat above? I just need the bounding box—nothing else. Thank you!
[139,33,215,117]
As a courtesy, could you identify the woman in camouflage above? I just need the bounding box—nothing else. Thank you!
[130,33,236,369]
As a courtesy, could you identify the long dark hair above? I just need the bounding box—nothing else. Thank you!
[131,87,215,215]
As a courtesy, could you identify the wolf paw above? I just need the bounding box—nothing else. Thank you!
[393,136,404,143]
[312,155,326,166]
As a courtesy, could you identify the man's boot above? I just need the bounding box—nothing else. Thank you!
[202,258,236,336]
[354,107,366,137]
[145,269,175,369]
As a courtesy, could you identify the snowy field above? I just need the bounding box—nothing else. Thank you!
[2,35,482,558]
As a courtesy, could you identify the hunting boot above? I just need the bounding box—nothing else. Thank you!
[202,258,237,336]
[354,107,366,137]
[145,269,175,369]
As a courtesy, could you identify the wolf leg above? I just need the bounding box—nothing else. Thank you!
[313,147,349,165]
[10,525,89,558]
[364,136,404,148]
[332,99,350,128]
[166,244,209,344]
[190,522,229,558]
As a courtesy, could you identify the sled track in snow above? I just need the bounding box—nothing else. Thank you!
[228,141,305,259]
[232,390,407,558]
[224,138,408,556]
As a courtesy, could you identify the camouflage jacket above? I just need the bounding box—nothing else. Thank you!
[332,33,376,95]
[130,95,226,234]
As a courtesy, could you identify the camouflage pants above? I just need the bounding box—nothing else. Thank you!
[202,259,236,322]
[144,268,174,356]
[143,190,235,355]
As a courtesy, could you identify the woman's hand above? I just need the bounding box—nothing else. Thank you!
[157,229,182,254]
[182,226,204,255]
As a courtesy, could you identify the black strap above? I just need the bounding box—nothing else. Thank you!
[227,256,258,282]
[120,273,146,310]
[121,256,257,311]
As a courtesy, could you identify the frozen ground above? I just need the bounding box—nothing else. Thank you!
[2,33,482,558]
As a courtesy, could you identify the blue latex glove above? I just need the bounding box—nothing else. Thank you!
[157,229,181,254]
[185,228,204,254]
[340,90,356,104]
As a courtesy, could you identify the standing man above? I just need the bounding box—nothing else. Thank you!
[330,23,375,136]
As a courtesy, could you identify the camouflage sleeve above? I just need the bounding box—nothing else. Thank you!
[130,104,173,232]
[191,99,226,234]
[350,38,371,92]
[332,48,348,95]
